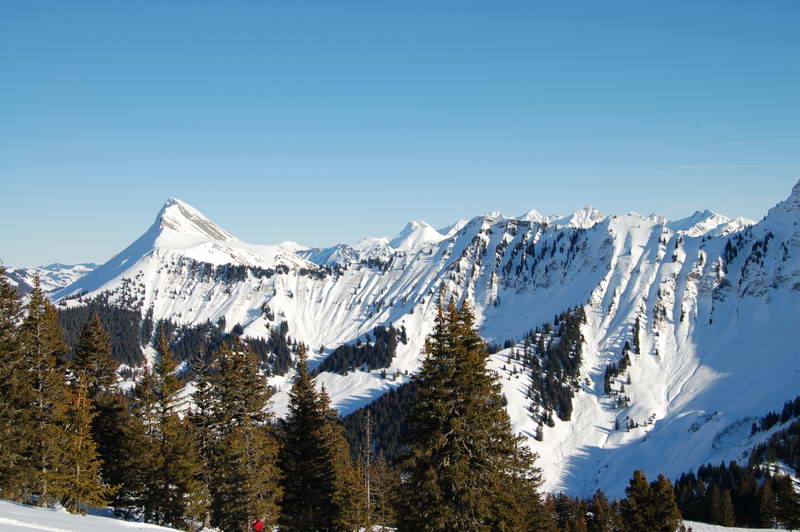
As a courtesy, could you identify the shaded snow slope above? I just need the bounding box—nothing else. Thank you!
[0,500,177,531]
[50,183,800,497]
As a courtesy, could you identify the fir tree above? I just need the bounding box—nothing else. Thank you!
[0,267,25,497]
[150,331,206,528]
[70,313,128,502]
[400,301,544,531]
[56,381,113,513]
[206,340,281,532]
[649,474,682,532]
[71,313,118,399]
[620,470,652,532]
[587,489,616,532]
[16,278,71,506]
[278,345,342,531]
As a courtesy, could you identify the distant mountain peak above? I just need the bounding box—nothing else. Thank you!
[389,220,445,251]
[554,206,606,229]
[156,198,238,242]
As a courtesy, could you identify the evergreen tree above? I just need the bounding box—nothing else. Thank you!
[0,267,25,498]
[16,278,71,506]
[70,313,128,501]
[774,474,800,529]
[758,475,776,528]
[649,474,682,532]
[150,331,206,529]
[400,301,544,531]
[587,489,616,532]
[207,340,281,532]
[278,345,342,531]
[56,381,113,513]
[620,470,652,532]
[72,313,118,398]
[320,386,365,530]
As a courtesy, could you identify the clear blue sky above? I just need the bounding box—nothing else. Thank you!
[2,1,798,266]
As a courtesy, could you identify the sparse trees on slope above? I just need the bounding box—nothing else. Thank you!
[400,300,545,531]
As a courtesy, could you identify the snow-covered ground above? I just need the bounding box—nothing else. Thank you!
[683,521,781,531]
[0,500,177,532]
[46,182,800,497]
[0,499,786,532]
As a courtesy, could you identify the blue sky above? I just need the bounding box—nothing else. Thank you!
[1,1,799,266]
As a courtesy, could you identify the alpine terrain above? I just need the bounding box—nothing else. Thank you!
[47,182,800,499]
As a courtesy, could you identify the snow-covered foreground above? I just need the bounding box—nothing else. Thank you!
[0,499,786,532]
[683,521,781,531]
[0,500,177,532]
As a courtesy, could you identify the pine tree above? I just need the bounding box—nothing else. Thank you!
[16,278,71,506]
[620,470,652,532]
[367,452,400,528]
[278,345,341,531]
[188,352,216,529]
[70,313,128,502]
[0,267,25,498]
[320,387,365,530]
[400,301,544,531]
[587,489,615,532]
[758,475,776,528]
[149,331,206,529]
[206,340,281,532]
[774,474,800,529]
[649,474,682,532]
[55,381,113,513]
[71,313,118,399]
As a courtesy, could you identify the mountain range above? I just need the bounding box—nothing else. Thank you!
[25,182,800,498]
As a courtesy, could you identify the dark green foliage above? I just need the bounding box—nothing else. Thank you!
[58,295,144,366]
[200,341,282,532]
[399,301,544,531]
[315,325,406,375]
[341,382,417,463]
[0,267,25,495]
[0,275,109,511]
[72,313,119,398]
[278,345,354,531]
[159,317,294,377]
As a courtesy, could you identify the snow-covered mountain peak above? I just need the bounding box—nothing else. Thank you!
[766,178,800,222]
[554,206,606,229]
[156,198,238,243]
[389,220,446,251]
[519,208,549,224]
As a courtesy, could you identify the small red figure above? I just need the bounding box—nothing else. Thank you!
[251,518,265,532]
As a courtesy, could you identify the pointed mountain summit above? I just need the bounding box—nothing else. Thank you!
[53,198,311,299]
[388,220,446,251]
[156,198,239,243]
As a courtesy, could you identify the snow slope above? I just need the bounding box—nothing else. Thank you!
[50,181,800,498]
[0,500,177,532]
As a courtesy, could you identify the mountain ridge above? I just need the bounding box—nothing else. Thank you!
[44,181,800,497]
